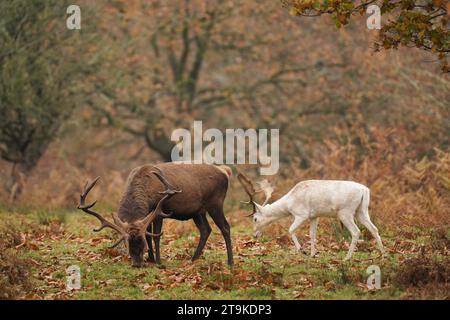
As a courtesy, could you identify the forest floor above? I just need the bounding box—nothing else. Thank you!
[0,209,448,300]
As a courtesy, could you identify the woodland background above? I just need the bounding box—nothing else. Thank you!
[0,0,449,299]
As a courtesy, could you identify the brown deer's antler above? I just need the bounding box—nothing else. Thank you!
[137,171,183,235]
[78,177,129,248]
[79,172,183,251]
[151,170,182,196]
[236,168,258,217]
[78,177,127,234]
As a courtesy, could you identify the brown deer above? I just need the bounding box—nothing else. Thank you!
[78,163,233,267]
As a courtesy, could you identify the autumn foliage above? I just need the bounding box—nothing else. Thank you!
[284,0,450,72]
[0,0,448,300]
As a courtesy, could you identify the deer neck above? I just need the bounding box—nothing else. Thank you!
[262,196,289,222]
[118,195,150,222]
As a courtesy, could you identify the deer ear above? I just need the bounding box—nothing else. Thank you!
[254,202,264,213]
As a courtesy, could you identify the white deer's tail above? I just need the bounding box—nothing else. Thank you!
[360,187,370,216]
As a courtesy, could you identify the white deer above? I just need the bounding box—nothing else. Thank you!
[237,172,384,260]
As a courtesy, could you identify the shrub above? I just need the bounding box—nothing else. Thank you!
[393,251,449,288]
[0,225,33,299]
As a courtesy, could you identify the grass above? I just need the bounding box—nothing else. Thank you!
[0,209,448,300]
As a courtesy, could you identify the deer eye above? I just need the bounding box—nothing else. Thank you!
[253,217,257,222]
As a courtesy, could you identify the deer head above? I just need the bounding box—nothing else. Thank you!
[78,171,181,267]
[236,169,274,238]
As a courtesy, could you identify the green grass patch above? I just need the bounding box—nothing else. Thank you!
[0,209,447,299]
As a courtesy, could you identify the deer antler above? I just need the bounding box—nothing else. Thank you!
[151,170,182,196]
[78,177,129,248]
[137,171,182,235]
[78,177,127,234]
[236,168,258,217]
[257,179,274,206]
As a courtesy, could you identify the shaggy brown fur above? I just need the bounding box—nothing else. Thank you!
[118,163,233,265]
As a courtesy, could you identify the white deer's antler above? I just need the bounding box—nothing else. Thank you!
[257,179,274,206]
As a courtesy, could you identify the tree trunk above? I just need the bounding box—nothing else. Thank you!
[8,163,28,203]
[144,128,175,162]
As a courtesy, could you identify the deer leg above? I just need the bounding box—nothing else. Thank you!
[152,216,163,264]
[356,211,384,254]
[289,215,308,254]
[145,224,155,263]
[338,212,360,261]
[208,207,233,266]
[192,211,211,261]
[309,218,319,257]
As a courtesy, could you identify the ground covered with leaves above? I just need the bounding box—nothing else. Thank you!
[0,209,448,300]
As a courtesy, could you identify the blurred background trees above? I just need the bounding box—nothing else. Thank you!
[0,0,103,200]
[95,0,325,162]
[0,0,448,210]
[91,0,448,169]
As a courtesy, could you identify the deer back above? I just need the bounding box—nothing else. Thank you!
[118,163,230,222]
